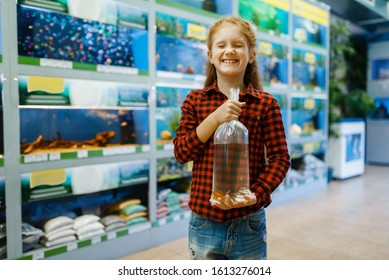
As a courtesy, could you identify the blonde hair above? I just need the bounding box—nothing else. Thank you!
[204,16,262,90]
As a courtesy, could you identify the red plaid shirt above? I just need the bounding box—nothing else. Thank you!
[173,81,290,222]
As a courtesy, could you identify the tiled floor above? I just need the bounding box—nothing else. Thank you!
[122,164,389,260]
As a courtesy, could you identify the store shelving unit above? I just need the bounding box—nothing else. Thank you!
[0,0,330,260]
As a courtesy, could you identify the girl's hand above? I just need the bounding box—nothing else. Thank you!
[212,100,245,126]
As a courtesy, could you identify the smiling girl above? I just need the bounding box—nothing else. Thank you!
[173,16,290,260]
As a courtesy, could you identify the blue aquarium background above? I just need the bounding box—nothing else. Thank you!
[292,15,327,48]
[156,86,191,141]
[372,59,389,80]
[160,0,232,15]
[257,41,288,87]
[293,49,326,92]
[156,13,208,76]
[17,4,148,71]
[20,108,149,148]
[291,97,325,136]
[239,0,289,36]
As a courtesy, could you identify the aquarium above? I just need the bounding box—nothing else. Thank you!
[290,97,325,137]
[291,0,328,48]
[371,97,389,119]
[372,59,389,80]
[257,41,288,88]
[158,0,232,15]
[289,141,326,184]
[17,4,148,72]
[156,86,191,147]
[156,13,208,78]
[292,49,326,92]
[239,0,289,37]
[19,108,149,154]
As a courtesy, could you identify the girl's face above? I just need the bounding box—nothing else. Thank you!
[208,22,255,82]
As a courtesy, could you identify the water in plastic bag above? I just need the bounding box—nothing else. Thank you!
[210,88,257,209]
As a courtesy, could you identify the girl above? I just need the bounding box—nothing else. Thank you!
[173,16,290,260]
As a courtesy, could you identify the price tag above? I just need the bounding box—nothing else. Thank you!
[96,65,138,75]
[164,143,174,151]
[49,152,61,161]
[77,150,88,158]
[123,146,136,153]
[172,214,180,222]
[130,222,150,234]
[24,154,49,163]
[158,218,167,226]
[67,242,77,251]
[142,145,151,152]
[107,231,116,240]
[32,250,44,260]
[40,58,72,69]
[91,236,101,245]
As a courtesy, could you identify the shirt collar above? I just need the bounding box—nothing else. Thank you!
[203,81,261,99]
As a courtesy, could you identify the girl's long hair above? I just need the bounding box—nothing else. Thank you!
[204,16,262,90]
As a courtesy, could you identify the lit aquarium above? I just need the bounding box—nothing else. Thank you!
[239,0,289,37]
[291,0,328,48]
[371,97,389,119]
[19,108,149,154]
[21,160,149,201]
[17,3,148,73]
[257,41,288,88]
[289,140,327,185]
[156,86,192,148]
[292,49,326,92]
[156,13,208,78]
[372,59,389,81]
[157,0,232,15]
[290,97,325,137]
[19,76,149,107]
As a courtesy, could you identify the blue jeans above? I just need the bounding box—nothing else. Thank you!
[188,208,267,260]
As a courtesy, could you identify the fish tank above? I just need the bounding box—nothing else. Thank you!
[156,86,192,149]
[157,0,232,15]
[292,49,326,92]
[257,41,289,88]
[19,75,149,156]
[156,13,208,79]
[17,3,148,74]
[19,107,149,155]
[290,97,325,137]
[371,97,389,119]
[291,0,328,48]
[372,59,389,81]
[289,140,327,185]
[239,0,289,38]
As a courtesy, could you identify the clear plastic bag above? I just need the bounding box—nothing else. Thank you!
[210,88,257,209]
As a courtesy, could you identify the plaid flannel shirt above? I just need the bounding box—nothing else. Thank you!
[173,81,290,222]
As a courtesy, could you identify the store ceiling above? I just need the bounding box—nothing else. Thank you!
[320,0,389,33]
